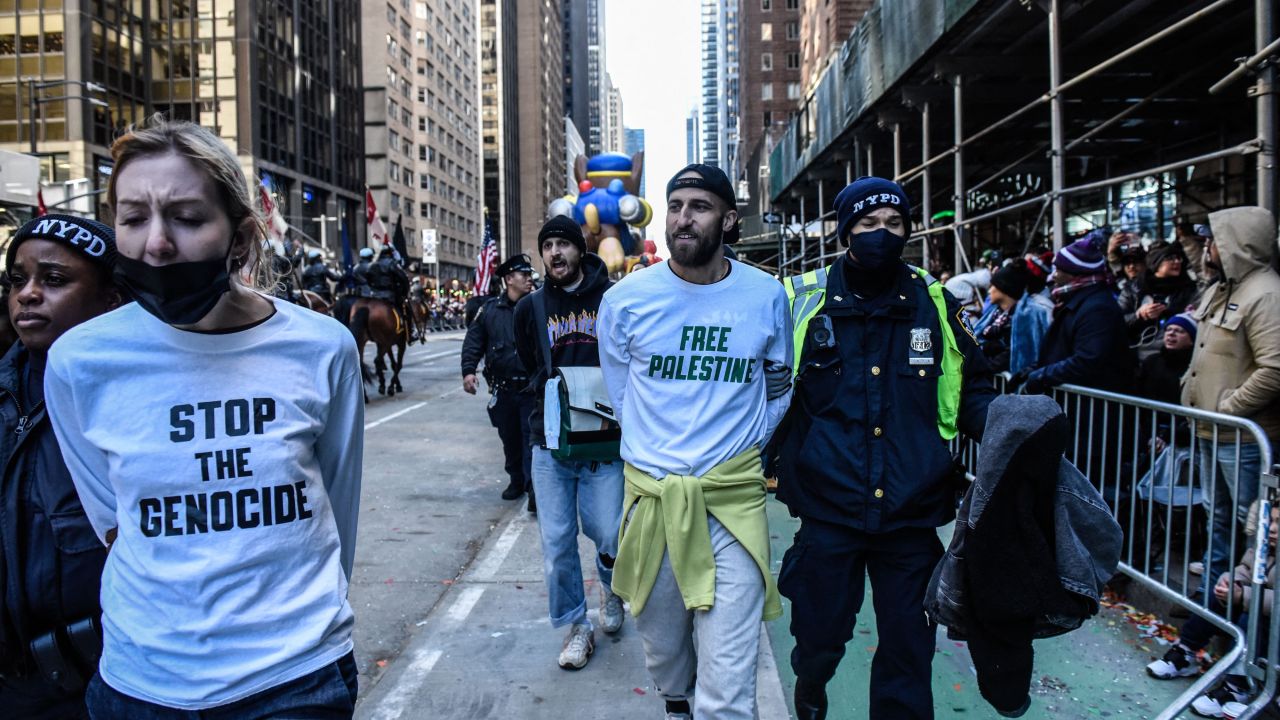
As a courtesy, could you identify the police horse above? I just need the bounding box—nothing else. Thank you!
[347,298,408,401]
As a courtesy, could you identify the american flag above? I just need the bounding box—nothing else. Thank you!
[475,216,498,296]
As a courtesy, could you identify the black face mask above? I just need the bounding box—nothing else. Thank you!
[114,242,234,326]
[846,227,907,270]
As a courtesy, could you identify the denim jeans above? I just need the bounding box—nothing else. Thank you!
[1199,439,1263,598]
[530,446,624,628]
[84,651,357,719]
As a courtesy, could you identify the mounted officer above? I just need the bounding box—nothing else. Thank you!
[301,250,342,304]
[772,177,998,720]
[367,247,413,340]
[461,254,536,507]
[352,247,375,298]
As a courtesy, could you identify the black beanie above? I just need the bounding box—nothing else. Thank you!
[991,263,1029,300]
[6,213,117,276]
[666,164,741,244]
[538,215,587,256]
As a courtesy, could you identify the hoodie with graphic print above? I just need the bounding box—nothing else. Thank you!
[514,253,613,445]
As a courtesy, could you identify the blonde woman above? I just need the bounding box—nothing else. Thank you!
[44,117,364,718]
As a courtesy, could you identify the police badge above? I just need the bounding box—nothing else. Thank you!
[910,328,932,353]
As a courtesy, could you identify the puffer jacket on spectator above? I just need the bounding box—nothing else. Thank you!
[1182,207,1280,444]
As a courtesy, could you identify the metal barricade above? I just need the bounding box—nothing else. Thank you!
[950,380,1276,719]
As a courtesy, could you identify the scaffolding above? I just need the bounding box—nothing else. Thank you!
[741,0,1277,282]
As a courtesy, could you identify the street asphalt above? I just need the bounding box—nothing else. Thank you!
[348,337,1194,720]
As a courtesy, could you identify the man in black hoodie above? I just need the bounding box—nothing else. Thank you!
[514,216,625,671]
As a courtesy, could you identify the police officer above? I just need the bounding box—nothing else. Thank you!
[352,247,375,297]
[0,215,123,718]
[301,250,342,303]
[368,248,414,340]
[461,254,537,506]
[773,177,998,720]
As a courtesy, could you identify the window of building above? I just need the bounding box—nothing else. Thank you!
[419,144,427,160]
[787,82,801,99]
[785,21,799,40]
[389,130,400,152]
[389,161,400,182]
[761,53,772,71]
[761,83,773,101]
[415,2,427,19]
[386,4,396,25]
[786,52,800,69]
[761,0,771,9]
[760,23,772,42]
[390,192,400,211]
[785,0,798,8]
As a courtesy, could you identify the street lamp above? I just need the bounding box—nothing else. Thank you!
[25,79,109,155]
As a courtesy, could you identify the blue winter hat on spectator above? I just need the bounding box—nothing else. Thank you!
[834,176,911,245]
[1167,312,1197,340]
[1054,238,1108,276]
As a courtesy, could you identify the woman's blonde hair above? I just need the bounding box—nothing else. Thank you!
[106,114,279,292]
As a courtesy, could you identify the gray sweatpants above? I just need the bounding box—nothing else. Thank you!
[633,515,765,720]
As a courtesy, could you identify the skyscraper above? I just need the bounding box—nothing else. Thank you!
[515,0,567,259]
[0,1,365,249]
[481,0,522,258]
[563,0,608,156]
[699,0,741,181]
[687,107,701,165]
[363,0,483,279]
[606,77,624,154]
[624,127,646,197]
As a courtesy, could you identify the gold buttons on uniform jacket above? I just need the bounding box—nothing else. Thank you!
[874,427,883,437]
[871,366,881,376]
[874,489,885,498]
[918,369,926,377]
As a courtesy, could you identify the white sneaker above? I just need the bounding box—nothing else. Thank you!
[1147,644,1199,679]
[557,623,594,670]
[1191,679,1249,717]
[601,592,625,634]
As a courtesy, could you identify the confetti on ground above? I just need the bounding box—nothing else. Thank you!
[1099,589,1213,669]
[376,659,388,668]
[953,683,963,692]
[632,688,646,695]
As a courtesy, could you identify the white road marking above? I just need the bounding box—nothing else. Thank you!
[444,586,485,623]
[365,648,444,720]
[361,510,527,719]
[470,512,527,580]
[364,402,428,430]
[406,348,460,366]
[362,386,465,431]
[756,622,790,719]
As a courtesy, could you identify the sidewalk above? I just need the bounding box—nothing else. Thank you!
[356,498,1191,720]
[355,507,787,719]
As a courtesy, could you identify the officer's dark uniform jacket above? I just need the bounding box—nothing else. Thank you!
[775,256,998,533]
[0,343,105,682]
[366,259,401,304]
[302,262,341,301]
[352,260,373,297]
[461,293,527,390]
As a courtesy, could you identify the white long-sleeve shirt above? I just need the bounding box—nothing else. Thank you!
[45,300,363,709]
[597,260,792,478]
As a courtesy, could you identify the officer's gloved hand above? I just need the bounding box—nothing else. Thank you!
[763,360,793,401]
[1020,370,1048,395]
[1006,368,1032,394]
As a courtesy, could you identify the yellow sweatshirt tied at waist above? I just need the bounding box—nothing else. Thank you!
[612,447,782,620]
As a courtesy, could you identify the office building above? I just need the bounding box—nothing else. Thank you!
[562,0,608,156]
[481,0,521,258]
[623,127,645,196]
[0,0,366,250]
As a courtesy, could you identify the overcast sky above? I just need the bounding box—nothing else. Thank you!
[604,0,700,255]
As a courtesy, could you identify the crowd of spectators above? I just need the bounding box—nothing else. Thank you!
[959,208,1280,716]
